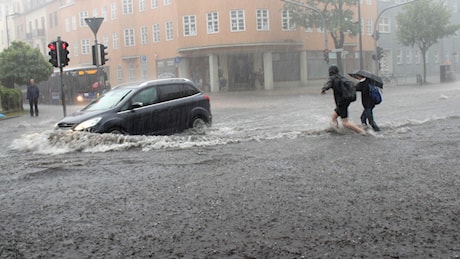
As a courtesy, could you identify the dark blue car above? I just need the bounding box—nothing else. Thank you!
[55,78,212,135]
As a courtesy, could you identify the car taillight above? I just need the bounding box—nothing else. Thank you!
[204,94,210,101]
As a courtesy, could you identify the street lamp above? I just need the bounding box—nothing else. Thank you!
[357,0,363,69]
[5,12,18,48]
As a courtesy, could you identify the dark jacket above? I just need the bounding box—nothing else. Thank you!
[355,80,374,108]
[27,85,40,100]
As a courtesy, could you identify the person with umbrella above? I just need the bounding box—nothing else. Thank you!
[349,69,382,132]
[321,65,366,135]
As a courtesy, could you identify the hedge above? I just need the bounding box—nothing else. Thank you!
[0,86,23,112]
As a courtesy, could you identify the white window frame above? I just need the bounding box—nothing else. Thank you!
[113,32,119,49]
[139,0,146,12]
[111,2,118,20]
[151,0,158,8]
[207,12,219,34]
[256,9,269,31]
[117,65,123,81]
[153,23,160,42]
[163,0,171,5]
[122,0,134,15]
[81,39,90,55]
[124,28,135,46]
[140,26,148,44]
[166,21,173,40]
[282,10,296,30]
[230,9,245,32]
[183,15,197,36]
[366,18,373,35]
[378,17,391,33]
[79,11,88,27]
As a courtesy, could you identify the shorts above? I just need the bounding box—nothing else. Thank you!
[335,103,349,118]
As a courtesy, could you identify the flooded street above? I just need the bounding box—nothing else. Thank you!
[1,83,460,258]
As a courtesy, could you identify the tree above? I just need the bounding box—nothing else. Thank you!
[0,41,53,88]
[284,0,359,72]
[396,0,460,83]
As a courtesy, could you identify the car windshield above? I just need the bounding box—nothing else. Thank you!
[82,89,132,111]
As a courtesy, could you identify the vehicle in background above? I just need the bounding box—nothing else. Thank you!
[38,66,109,105]
[55,78,212,135]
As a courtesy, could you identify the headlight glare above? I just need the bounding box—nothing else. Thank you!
[74,117,102,131]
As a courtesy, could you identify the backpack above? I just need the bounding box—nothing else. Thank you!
[369,84,382,104]
[339,76,357,103]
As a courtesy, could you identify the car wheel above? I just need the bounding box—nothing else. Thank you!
[108,128,125,135]
[191,117,207,134]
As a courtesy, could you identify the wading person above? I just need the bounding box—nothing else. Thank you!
[26,79,40,117]
[354,75,381,132]
[321,65,365,135]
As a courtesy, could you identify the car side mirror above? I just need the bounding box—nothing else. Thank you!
[130,102,143,110]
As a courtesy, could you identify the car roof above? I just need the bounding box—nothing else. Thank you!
[113,78,195,90]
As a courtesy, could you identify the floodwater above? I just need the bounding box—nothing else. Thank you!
[2,81,459,156]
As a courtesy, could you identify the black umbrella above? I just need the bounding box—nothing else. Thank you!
[349,69,384,88]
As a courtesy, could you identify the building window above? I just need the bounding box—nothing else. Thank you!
[153,24,160,42]
[378,17,390,33]
[128,63,135,80]
[111,2,117,20]
[101,6,108,19]
[81,39,90,55]
[256,9,269,31]
[65,18,70,32]
[124,28,135,46]
[183,15,197,36]
[164,0,171,5]
[103,35,109,46]
[406,49,412,64]
[230,10,245,32]
[93,8,98,17]
[141,26,148,44]
[151,0,158,8]
[79,11,88,27]
[73,42,79,56]
[434,50,439,63]
[122,0,134,15]
[207,12,219,34]
[166,21,173,40]
[113,32,119,49]
[117,65,123,81]
[415,50,421,64]
[139,0,145,12]
[396,49,402,64]
[366,18,372,35]
[282,10,296,30]
[72,16,77,30]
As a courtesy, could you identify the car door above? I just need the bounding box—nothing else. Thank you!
[121,86,159,135]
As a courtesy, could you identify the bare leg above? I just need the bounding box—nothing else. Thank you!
[331,111,339,128]
[341,118,365,134]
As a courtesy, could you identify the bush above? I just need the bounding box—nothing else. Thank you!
[0,86,23,112]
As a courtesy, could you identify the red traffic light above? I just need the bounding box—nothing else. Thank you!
[48,42,56,51]
[61,41,69,50]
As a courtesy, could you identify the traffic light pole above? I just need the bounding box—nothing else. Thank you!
[85,18,105,93]
[57,36,67,117]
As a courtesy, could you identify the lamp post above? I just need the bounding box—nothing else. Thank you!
[5,13,17,48]
[357,0,363,69]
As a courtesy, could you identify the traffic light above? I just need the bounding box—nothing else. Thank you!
[323,49,329,63]
[92,44,98,65]
[59,41,70,67]
[376,46,384,60]
[48,41,58,67]
[100,44,108,65]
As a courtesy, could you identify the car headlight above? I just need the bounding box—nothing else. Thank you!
[74,117,102,131]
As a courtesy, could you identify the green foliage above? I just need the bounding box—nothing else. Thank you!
[396,0,460,82]
[288,0,358,42]
[0,41,54,88]
[0,85,23,112]
[284,0,358,72]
